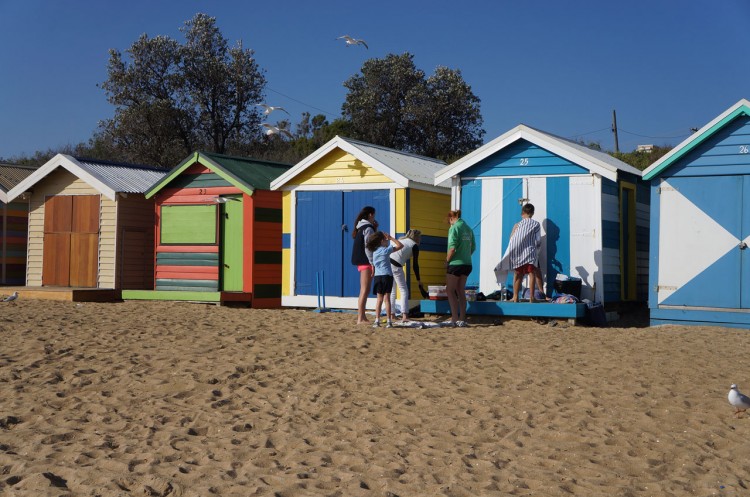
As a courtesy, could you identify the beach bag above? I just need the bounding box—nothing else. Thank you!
[583,301,607,327]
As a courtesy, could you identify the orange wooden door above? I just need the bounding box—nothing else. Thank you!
[42,195,100,288]
[42,233,71,286]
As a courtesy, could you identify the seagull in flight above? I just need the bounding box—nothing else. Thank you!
[337,35,368,49]
[257,104,290,116]
[261,123,293,139]
[729,384,750,418]
[2,291,18,302]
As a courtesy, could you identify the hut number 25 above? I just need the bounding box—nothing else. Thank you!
[519,158,529,165]
[740,145,749,154]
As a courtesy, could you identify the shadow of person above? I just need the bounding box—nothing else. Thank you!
[543,218,562,297]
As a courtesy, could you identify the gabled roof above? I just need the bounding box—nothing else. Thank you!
[0,164,37,203]
[434,124,641,185]
[270,135,449,190]
[6,154,167,202]
[642,98,750,180]
[146,151,292,198]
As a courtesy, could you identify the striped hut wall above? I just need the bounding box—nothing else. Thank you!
[292,148,391,186]
[1,199,29,285]
[248,189,283,308]
[407,188,450,299]
[478,178,503,293]
[568,175,600,302]
[600,177,621,302]
[26,168,116,288]
[154,167,243,291]
[636,180,650,301]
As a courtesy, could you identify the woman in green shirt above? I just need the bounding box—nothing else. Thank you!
[446,209,476,327]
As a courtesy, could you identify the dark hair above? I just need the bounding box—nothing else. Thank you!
[522,203,535,216]
[366,231,386,252]
[352,206,376,239]
[448,209,461,219]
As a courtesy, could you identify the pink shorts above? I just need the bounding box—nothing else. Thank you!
[358,264,373,273]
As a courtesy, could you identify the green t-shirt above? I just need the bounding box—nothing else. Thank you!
[447,218,476,266]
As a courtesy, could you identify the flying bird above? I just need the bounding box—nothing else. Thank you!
[261,123,293,139]
[2,291,18,302]
[729,384,750,418]
[257,104,290,116]
[337,35,368,49]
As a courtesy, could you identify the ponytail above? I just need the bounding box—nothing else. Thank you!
[352,206,375,239]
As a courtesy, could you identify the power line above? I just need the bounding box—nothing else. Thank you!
[265,87,337,118]
[567,126,610,139]
[618,128,690,140]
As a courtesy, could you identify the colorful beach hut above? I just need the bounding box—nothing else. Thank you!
[642,98,750,328]
[270,136,451,309]
[433,125,649,305]
[0,164,36,285]
[122,151,291,307]
[6,154,166,291]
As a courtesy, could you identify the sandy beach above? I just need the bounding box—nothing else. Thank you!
[1,299,749,496]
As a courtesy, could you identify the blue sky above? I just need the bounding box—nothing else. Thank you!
[1,0,749,159]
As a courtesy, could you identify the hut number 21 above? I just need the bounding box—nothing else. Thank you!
[740,145,749,154]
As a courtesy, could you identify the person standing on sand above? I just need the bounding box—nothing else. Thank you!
[351,206,378,324]
[509,203,543,302]
[389,229,427,322]
[445,210,475,327]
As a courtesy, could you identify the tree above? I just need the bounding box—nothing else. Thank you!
[99,13,266,167]
[610,145,672,170]
[342,53,484,161]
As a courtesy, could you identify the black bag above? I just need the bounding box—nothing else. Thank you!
[585,302,607,327]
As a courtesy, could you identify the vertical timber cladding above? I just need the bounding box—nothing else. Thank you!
[249,190,283,307]
[1,200,29,285]
[118,195,156,290]
[42,195,100,287]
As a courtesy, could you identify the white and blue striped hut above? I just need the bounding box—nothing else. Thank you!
[642,99,750,328]
[434,124,648,305]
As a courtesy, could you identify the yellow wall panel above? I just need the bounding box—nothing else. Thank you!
[408,189,451,237]
[395,188,406,234]
[282,249,291,296]
[292,148,392,185]
[282,191,291,233]
[409,251,446,299]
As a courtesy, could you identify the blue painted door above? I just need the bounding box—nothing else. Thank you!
[342,190,391,297]
[659,176,743,308]
[742,176,750,309]
[295,189,390,298]
[295,191,343,297]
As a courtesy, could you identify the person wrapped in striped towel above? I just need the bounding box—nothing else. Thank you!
[508,203,546,303]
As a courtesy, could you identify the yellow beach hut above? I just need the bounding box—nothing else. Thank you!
[270,136,450,310]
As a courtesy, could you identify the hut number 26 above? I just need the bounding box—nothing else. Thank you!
[740,145,749,154]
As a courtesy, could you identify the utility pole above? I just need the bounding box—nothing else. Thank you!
[612,109,620,153]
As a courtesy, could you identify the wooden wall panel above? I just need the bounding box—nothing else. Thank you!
[70,233,98,287]
[43,196,72,232]
[42,233,70,286]
[72,195,100,233]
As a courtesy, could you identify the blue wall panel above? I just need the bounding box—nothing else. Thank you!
[602,220,620,250]
[460,179,482,288]
[665,115,750,178]
[545,177,570,292]
[463,139,589,178]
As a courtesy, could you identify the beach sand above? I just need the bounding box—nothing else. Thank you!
[1,299,749,496]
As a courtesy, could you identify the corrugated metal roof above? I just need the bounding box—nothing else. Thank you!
[74,158,167,193]
[0,164,37,192]
[342,138,447,186]
[525,126,643,176]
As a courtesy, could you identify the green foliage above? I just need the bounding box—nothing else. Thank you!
[99,13,266,167]
[342,53,484,161]
[611,146,672,170]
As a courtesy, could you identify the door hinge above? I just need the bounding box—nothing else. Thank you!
[656,285,677,291]
[657,186,676,194]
